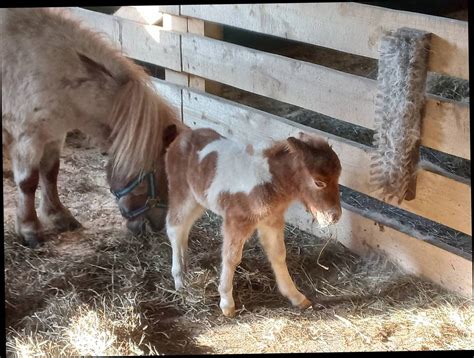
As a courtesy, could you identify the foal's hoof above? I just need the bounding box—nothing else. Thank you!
[173,276,185,291]
[221,306,236,318]
[22,233,43,249]
[297,297,313,310]
[53,215,83,233]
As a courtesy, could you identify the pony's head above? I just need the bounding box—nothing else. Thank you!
[287,132,342,227]
[107,124,180,235]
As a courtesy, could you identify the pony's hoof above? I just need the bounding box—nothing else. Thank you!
[297,297,313,310]
[221,306,236,318]
[22,233,43,248]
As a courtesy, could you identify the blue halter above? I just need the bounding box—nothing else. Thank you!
[110,171,167,219]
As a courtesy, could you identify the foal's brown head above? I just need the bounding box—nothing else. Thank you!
[106,124,180,235]
[287,132,342,227]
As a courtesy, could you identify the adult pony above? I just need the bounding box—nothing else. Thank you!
[1,8,184,247]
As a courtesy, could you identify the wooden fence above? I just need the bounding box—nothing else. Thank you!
[68,4,471,297]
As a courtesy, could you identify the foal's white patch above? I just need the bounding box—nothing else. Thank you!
[198,138,273,211]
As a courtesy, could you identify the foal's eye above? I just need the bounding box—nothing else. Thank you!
[314,180,327,189]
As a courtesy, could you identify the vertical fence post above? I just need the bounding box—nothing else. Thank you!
[163,7,224,95]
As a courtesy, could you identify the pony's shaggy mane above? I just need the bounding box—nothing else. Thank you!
[108,78,178,179]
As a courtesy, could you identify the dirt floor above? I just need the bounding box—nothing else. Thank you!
[4,131,473,356]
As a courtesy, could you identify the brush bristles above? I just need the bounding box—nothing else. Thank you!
[370,28,431,203]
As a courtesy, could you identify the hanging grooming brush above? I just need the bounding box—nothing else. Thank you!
[370,27,431,204]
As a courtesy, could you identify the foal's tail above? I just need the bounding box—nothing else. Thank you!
[107,77,172,180]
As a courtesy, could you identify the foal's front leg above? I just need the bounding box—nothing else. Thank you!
[219,219,255,317]
[166,198,205,290]
[258,217,311,309]
[38,140,82,233]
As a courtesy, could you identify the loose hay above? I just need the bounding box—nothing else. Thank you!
[4,132,473,355]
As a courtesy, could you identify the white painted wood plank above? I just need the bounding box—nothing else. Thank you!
[182,88,471,235]
[181,3,468,79]
[286,204,472,298]
[182,35,470,159]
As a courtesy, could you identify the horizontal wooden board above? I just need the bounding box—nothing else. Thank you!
[68,7,181,71]
[114,6,163,24]
[68,7,118,41]
[181,88,471,235]
[151,78,183,121]
[182,34,376,129]
[119,19,181,71]
[157,5,180,16]
[181,3,468,79]
[182,35,470,160]
[286,203,472,298]
[421,98,470,159]
[399,170,471,235]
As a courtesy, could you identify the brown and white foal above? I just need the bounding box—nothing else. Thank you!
[165,128,342,317]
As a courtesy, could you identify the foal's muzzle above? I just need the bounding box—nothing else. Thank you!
[310,206,342,227]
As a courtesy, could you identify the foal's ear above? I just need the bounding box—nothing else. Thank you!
[163,124,178,149]
[297,131,309,141]
[287,137,308,155]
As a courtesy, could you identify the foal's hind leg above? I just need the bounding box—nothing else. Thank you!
[38,140,82,233]
[166,197,205,290]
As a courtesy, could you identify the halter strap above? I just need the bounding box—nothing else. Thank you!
[110,171,167,220]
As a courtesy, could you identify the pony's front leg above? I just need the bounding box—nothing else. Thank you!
[38,140,82,233]
[11,142,44,247]
[258,217,311,310]
[219,219,255,317]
